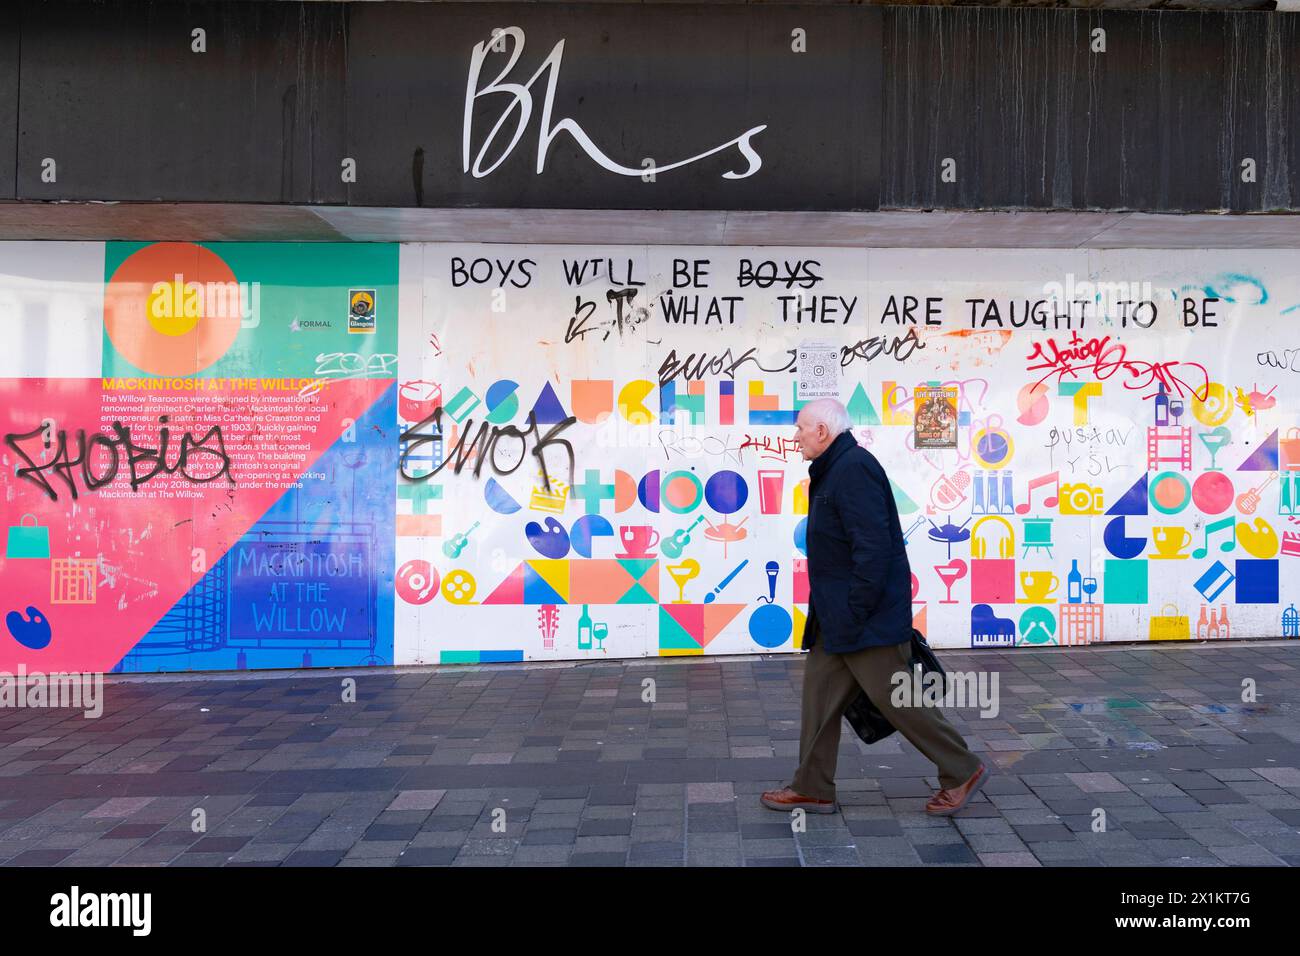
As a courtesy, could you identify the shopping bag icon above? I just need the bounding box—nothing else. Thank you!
[6,514,50,559]
[1148,604,1189,641]
[1281,428,1300,471]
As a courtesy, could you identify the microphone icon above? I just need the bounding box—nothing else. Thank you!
[760,560,780,604]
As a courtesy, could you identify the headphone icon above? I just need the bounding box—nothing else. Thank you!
[971,516,1015,559]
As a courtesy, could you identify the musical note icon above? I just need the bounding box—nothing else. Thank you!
[1015,472,1060,515]
[1192,516,1237,559]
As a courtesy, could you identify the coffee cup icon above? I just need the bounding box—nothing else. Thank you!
[1019,571,1059,604]
[1152,525,1192,558]
[619,525,660,557]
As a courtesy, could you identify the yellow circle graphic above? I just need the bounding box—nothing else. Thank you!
[147,281,202,336]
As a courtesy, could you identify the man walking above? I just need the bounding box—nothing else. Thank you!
[761,398,989,816]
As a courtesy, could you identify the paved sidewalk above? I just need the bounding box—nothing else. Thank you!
[2,641,1299,867]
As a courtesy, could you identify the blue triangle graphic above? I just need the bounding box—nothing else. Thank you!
[116,383,397,673]
[531,381,570,425]
[523,565,567,605]
[1236,430,1279,471]
[1106,473,1149,515]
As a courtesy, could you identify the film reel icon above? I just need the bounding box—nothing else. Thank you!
[441,570,478,605]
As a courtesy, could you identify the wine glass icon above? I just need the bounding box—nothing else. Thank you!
[934,559,968,605]
[667,559,701,604]
[1169,399,1185,425]
[1082,577,1098,604]
[594,623,608,652]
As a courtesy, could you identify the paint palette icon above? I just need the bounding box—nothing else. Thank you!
[5,606,52,650]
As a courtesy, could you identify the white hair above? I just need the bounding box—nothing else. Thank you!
[801,397,851,435]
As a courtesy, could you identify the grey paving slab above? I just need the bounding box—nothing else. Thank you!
[2,642,1298,867]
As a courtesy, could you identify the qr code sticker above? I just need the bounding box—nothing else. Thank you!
[798,343,840,400]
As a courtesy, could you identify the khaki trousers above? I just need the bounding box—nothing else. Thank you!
[790,638,982,801]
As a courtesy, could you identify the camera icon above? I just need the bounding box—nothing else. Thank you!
[1059,482,1104,515]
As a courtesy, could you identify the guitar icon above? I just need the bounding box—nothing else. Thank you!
[1236,473,1277,515]
[442,521,481,559]
[660,516,706,560]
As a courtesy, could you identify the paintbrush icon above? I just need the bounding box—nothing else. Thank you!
[703,559,749,604]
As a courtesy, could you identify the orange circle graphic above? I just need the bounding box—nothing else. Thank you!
[104,243,241,376]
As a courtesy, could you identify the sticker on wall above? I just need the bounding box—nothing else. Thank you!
[348,289,377,334]
[797,340,839,400]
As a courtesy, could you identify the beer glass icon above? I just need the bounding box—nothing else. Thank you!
[758,471,785,515]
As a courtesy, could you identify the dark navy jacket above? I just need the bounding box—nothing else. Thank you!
[803,430,912,653]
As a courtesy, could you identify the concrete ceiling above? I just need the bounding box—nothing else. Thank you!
[0,202,1298,247]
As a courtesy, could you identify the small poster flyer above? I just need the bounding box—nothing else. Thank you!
[913,385,959,449]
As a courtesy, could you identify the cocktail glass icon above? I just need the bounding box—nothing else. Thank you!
[667,559,701,604]
[1199,427,1231,472]
[934,559,968,604]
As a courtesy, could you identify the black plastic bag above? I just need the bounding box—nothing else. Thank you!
[842,628,947,745]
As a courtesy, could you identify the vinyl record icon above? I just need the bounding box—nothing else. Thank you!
[396,560,440,605]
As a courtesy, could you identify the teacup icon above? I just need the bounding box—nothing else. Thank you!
[618,525,660,557]
[1152,525,1192,558]
[1019,571,1059,604]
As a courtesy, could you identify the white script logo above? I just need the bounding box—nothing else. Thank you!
[464,27,767,180]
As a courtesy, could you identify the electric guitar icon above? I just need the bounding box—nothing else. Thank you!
[1236,473,1276,515]
[660,516,706,560]
[442,521,481,559]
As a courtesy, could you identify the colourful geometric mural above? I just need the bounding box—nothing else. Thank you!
[4,243,1300,671]
[1,241,398,672]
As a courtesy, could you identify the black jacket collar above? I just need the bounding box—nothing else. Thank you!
[809,430,856,484]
